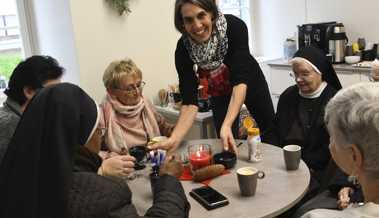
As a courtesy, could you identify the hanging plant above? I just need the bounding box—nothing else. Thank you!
[106,0,131,15]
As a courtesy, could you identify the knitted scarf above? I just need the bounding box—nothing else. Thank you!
[183,13,228,70]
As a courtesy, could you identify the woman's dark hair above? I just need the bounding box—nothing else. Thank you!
[174,0,219,34]
[4,55,64,105]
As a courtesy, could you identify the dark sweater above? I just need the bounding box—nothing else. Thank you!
[175,14,267,106]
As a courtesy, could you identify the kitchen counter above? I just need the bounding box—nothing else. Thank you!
[267,58,371,73]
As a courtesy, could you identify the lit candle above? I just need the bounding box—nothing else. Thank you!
[189,148,211,171]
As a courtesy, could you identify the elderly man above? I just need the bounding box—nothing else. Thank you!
[0,55,63,163]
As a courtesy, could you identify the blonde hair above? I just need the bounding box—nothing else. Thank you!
[103,58,142,89]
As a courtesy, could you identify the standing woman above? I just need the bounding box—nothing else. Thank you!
[151,0,274,152]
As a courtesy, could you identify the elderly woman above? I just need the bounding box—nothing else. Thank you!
[265,47,344,218]
[150,0,274,153]
[301,82,379,217]
[0,83,189,218]
[266,46,342,176]
[100,58,174,153]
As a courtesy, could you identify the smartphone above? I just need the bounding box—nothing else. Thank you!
[189,186,229,210]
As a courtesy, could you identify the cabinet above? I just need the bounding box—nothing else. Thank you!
[266,59,371,110]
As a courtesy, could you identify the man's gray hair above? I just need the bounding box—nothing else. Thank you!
[325,82,379,179]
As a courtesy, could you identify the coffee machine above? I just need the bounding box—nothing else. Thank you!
[327,23,348,63]
[298,22,337,54]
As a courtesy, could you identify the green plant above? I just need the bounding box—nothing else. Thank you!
[106,0,131,15]
[0,53,22,80]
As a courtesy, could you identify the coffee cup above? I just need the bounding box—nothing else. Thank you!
[236,167,265,197]
[283,145,301,170]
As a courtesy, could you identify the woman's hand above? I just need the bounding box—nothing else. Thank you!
[99,155,136,178]
[337,187,353,209]
[220,124,237,153]
[148,137,179,153]
[159,156,183,178]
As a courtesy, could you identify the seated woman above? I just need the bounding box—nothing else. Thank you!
[302,82,379,218]
[100,58,174,153]
[0,83,189,218]
[265,46,342,187]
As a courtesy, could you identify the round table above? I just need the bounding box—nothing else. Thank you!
[128,139,310,218]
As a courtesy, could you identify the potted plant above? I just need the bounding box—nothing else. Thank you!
[106,0,131,15]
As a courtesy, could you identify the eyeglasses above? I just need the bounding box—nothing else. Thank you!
[114,81,146,94]
[289,72,313,81]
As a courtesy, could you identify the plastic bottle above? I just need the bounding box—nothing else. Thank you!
[247,127,262,162]
[283,38,297,61]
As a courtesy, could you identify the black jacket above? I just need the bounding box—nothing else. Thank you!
[265,84,337,171]
[70,146,190,218]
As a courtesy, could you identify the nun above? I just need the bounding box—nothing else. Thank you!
[0,83,189,218]
[265,46,342,198]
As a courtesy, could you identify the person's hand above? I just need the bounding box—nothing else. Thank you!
[98,151,119,160]
[337,187,353,209]
[220,124,237,153]
[147,137,179,153]
[159,156,183,178]
[99,155,136,178]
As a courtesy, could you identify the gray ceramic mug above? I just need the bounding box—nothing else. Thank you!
[237,167,265,197]
[283,145,301,170]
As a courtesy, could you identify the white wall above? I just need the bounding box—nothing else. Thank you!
[28,0,80,84]
[69,0,180,102]
[253,0,306,58]
[306,0,379,43]
[254,0,379,59]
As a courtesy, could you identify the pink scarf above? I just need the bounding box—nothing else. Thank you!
[100,94,161,153]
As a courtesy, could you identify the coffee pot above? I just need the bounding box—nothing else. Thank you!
[327,23,348,63]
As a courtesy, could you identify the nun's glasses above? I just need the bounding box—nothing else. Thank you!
[289,72,313,81]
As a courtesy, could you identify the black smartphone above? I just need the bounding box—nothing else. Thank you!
[189,186,229,210]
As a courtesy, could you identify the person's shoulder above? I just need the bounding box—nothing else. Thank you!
[281,85,298,98]
[175,36,185,51]
[225,14,243,24]
[0,107,20,129]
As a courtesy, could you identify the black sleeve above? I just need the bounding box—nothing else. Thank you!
[175,38,199,106]
[263,87,292,146]
[225,15,260,86]
[144,175,190,218]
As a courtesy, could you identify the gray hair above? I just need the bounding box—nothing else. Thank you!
[325,82,379,179]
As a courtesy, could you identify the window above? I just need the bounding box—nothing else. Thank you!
[218,0,253,51]
[0,0,24,90]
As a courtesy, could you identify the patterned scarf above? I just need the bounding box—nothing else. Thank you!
[183,13,228,70]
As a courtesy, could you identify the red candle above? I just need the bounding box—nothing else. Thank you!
[189,150,211,171]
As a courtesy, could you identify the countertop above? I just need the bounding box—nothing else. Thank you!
[267,58,371,73]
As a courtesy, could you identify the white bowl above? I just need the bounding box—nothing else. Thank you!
[345,56,361,64]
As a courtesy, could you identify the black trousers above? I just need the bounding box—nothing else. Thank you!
[210,82,275,139]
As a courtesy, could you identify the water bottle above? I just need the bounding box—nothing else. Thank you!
[283,38,297,61]
[247,127,262,162]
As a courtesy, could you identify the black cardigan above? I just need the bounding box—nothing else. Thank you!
[68,147,190,218]
[175,14,267,106]
[265,84,337,171]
